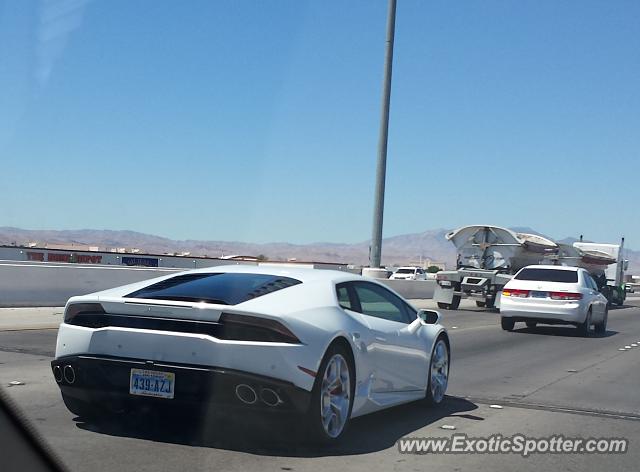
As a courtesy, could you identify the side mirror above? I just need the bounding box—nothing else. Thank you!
[418,309,441,325]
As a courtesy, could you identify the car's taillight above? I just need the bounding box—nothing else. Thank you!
[502,289,530,298]
[218,313,300,344]
[550,292,583,300]
[64,303,106,323]
[437,274,447,281]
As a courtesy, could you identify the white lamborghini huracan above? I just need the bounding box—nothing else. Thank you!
[51,265,450,442]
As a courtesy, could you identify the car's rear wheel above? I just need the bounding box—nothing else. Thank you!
[501,317,515,331]
[307,343,355,443]
[475,301,486,308]
[577,308,593,337]
[424,337,449,405]
[594,307,608,335]
[526,321,537,329]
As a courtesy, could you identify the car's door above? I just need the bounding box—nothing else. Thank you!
[583,272,604,320]
[588,273,607,319]
[348,281,428,392]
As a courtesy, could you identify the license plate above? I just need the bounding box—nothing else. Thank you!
[129,369,175,399]
[531,291,548,298]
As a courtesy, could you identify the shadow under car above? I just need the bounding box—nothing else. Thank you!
[74,395,479,457]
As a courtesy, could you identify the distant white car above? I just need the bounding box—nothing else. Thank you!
[390,267,427,281]
[51,265,449,443]
[500,265,608,336]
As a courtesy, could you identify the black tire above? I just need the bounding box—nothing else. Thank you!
[577,308,593,337]
[525,321,537,329]
[61,394,100,419]
[594,308,608,335]
[424,336,450,406]
[501,317,515,331]
[485,296,496,309]
[306,342,355,443]
[437,302,450,309]
[614,288,624,306]
[475,301,486,308]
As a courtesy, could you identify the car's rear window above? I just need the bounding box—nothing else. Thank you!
[514,268,578,283]
[396,268,414,274]
[125,273,302,305]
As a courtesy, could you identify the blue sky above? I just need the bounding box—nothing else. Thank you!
[1,0,639,248]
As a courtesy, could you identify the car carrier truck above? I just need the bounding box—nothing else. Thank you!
[433,226,626,310]
[434,225,558,310]
[572,239,628,306]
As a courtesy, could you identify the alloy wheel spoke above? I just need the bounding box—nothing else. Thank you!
[322,405,334,429]
[325,361,338,387]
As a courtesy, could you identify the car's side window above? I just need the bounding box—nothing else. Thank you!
[336,284,353,310]
[351,282,413,324]
[585,274,598,291]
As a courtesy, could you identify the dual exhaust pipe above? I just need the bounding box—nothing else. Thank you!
[53,365,75,385]
[235,384,282,407]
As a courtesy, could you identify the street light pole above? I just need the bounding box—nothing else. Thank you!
[370,0,397,268]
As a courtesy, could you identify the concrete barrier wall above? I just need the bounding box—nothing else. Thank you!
[0,261,436,307]
[379,279,436,299]
[0,262,183,307]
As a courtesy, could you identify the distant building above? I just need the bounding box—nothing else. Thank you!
[0,244,349,271]
[408,258,447,270]
[220,255,261,261]
[39,242,101,252]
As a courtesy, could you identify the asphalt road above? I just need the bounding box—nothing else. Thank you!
[1,300,639,472]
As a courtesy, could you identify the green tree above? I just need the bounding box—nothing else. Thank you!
[427,265,441,273]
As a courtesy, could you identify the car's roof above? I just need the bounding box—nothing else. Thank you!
[187,264,362,283]
[69,265,404,308]
[521,265,581,271]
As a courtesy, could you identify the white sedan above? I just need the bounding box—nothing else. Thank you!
[500,265,609,336]
[51,265,450,442]
[390,267,427,280]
